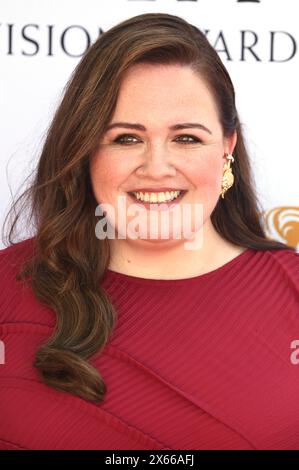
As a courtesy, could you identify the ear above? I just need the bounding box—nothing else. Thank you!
[223,130,237,155]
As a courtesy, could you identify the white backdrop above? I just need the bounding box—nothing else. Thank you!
[1,0,298,249]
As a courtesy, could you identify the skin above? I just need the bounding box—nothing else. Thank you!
[89,63,245,279]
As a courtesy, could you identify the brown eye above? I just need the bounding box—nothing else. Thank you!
[113,134,140,144]
[112,133,202,145]
[176,135,202,144]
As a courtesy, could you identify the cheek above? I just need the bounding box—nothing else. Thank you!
[190,156,223,194]
[89,154,128,203]
[188,157,223,223]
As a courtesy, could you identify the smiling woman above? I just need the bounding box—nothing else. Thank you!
[0,12,299,451]
[89,62,233,254]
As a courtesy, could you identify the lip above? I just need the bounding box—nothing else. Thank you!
[128,188,187,193]
[127,190,187,211]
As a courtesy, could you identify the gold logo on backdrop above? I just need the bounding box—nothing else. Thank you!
[263,206,299,250]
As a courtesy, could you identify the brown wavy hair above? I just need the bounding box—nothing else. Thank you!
[2,12,296,403]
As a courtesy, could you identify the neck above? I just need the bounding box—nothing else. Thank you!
[107,219,245,280]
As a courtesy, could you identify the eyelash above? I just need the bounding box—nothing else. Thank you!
[112,134,203,145]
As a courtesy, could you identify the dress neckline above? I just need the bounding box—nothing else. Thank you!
[104,247,255,286]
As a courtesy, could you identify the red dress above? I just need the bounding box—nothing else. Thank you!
[0,237,299,450]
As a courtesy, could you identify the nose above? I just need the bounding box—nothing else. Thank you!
[135,145,176,178]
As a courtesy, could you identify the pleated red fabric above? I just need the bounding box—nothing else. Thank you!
[0,237,299,450]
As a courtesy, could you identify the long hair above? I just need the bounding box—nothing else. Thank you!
[2,12,295,403]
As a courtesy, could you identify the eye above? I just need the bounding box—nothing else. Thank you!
[112,134,202,145]
[176,134,202,144]
[113,134,140,145]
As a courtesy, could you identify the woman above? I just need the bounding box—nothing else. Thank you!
[0,12,298,450]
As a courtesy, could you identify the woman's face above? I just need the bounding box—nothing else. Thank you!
[90,63,236,247]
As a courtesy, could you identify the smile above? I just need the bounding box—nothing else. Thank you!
[127,190,188,210]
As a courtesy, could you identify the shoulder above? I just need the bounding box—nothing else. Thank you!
[0,237,36,288]
[0,237,55,327]
[0,236,36,267]
[265,248,299,277]
[256,247,299,292]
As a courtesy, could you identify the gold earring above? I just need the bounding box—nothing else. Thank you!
[221,153,235,199]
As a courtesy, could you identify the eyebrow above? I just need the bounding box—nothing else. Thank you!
[105,122,212,135]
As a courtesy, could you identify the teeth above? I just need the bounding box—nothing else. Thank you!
[131,190,182,203]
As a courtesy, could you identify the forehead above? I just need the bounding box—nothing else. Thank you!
[113,63,219,122]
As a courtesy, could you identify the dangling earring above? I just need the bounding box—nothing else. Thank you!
[221,153,235,199]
